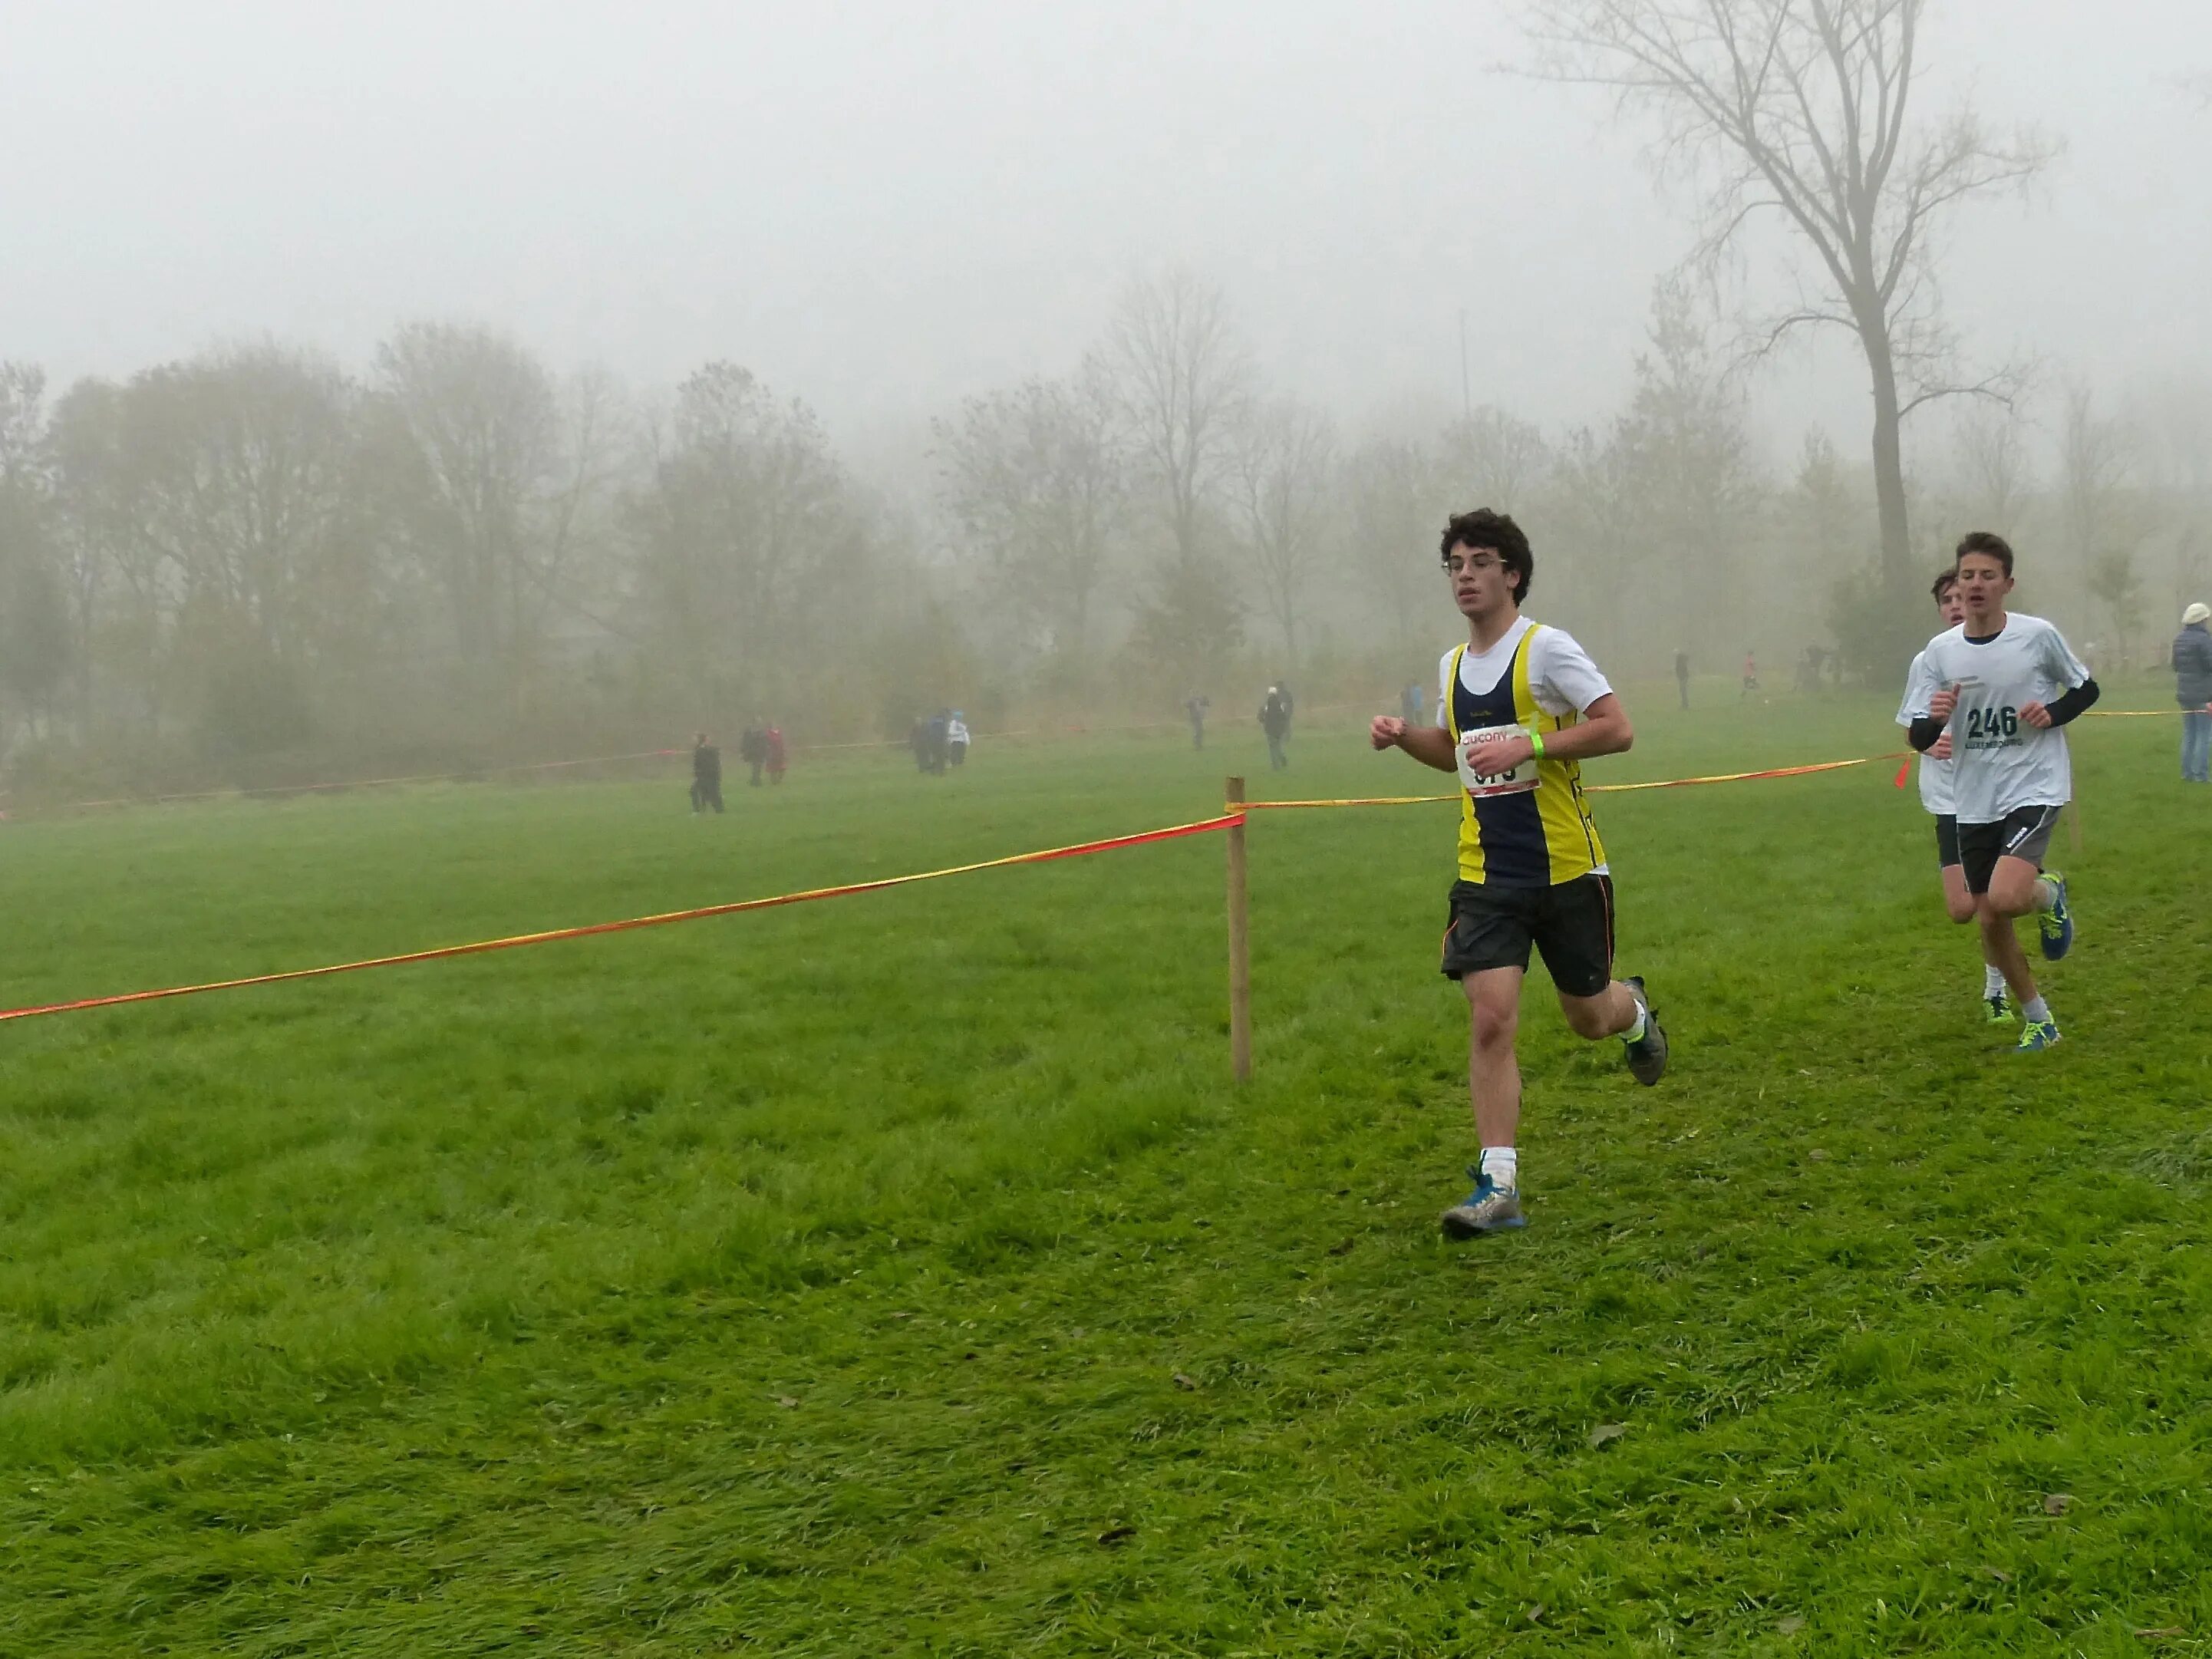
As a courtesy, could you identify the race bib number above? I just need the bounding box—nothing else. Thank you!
[1458,724,1539,799]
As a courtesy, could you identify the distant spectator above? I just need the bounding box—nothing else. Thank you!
[1740,652,1759,700]
[738,723,769,787]
[946,711,971,768]
[909,717,931,773]
[1259,683,1292,771]
[764,723,787,785]
[926,709,951,774]
[2176,602,2212,783]
[690,732,724,814]
[1675,649,1690,710]
[1186,694,1210,750]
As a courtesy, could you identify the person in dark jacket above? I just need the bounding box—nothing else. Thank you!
[2177,602,2212,783]
[738,723,769,786]
[690,732,724,813]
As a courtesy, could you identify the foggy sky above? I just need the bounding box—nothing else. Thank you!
[6,1,2210,467]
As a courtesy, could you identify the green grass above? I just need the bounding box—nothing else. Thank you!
[2,684,2210,1655]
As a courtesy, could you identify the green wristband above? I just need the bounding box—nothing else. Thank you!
[1527,729,1546,760]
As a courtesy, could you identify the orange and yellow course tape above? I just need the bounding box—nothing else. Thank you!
[1242,753,1903,811]
[0,811,1246,1023]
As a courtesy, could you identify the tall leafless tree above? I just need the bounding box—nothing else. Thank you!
[1947,401,2032,538]
[933,364,1124,672]
[1438,405,1551,511]
[1230,397,1336,668]
[1527,0,2057,595]
[1100,269,1251,569]
[374,322,561,703]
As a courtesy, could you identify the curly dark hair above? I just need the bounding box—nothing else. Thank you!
[1439,508,1532,604]
[1955,530,2014,578]
[1930,566,1960,602]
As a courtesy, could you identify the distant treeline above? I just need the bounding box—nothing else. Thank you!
[2,274,2206,797]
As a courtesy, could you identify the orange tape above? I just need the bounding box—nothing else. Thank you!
[0,811,1246,1023]
[1245,752,1905,810]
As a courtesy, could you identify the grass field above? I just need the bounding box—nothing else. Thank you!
[2,681,2209,1656]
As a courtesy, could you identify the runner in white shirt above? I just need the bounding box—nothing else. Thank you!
[1905,533,2098,1052]
[1896,566,2013,1023]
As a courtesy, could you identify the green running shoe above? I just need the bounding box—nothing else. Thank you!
[1985,988,2014,1024]
[2015,1016,2062,1053]
[2037,871,2073,961]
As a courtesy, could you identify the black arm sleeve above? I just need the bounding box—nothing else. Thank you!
[1908,716,1946,753]
[2045,677,2100,726]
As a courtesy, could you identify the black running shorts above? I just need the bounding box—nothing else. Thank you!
[1439,874,1615,997]
[1957,804,2061,895]
[1934,813,1960,869]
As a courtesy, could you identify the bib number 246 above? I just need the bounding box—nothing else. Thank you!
[1964,705,2020,740]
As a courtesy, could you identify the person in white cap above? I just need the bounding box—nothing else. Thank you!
[2174,602,2212,783]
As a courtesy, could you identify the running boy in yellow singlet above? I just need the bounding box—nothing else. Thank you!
[1370,510,1670,1236]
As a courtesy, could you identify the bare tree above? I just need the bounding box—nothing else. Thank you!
[1100,269,1251,568]
[374,322,561,705]
[1230,397,1336,667]
[1343,435,1447,661]
[1610,282,1762,655]
[632,362,859,714]
[1438,405,1551,510]
[2061,384,2145,668]
[1527,0,2057,595]
[934,365,1123,674]
[1947,400,2032,537]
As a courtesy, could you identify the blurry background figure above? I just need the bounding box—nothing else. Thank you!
[1186,694,1210,750]
[1675,649,1690,710]
[908,717,931,773]
[1796,645,1830,694]
[1740,652,1759,700]
[946,711,971,768]
[926,710,951,774]
[2176,602,2212,783]
[1259,683,1292,771]
[1400,680,1426,726]
[764,723,788,785]
[690,732,724,814]
[739,721,769,787]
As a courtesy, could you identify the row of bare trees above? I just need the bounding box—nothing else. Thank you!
[4,266,2206,799]
[0,329,924,790]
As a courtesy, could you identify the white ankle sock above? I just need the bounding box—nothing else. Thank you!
[1479,1146,1518,1192]
[1984,965,2007,998]
[2022,994,2051,1024]
[1620,994,1647,1044]
[2033,877,2057,913]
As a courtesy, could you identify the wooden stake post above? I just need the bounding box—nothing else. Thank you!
[1226,776,1251,1081]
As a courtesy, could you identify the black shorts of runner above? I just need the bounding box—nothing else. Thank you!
[1439,874,1614,998]
[1957,805,2061,895]
[1934,814,1960,869]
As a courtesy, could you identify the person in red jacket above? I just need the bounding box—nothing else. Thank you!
[764,723,787,785]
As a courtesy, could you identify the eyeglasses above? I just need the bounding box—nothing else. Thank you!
[1442,552,1504,576]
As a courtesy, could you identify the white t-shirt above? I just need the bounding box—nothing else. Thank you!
[1895,649,1953,816]
[1434,618,1614,728]
[947,719,970,746]
[1905,613,2091,824]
